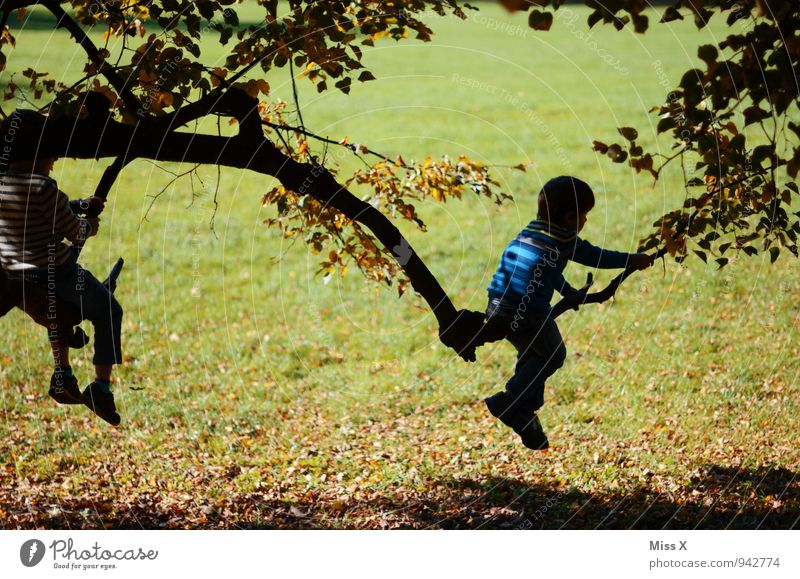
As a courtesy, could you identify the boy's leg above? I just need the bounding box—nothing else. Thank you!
[51,261,123,371]
[47,338,83,405]
[504,316,566,412]
[51,261,123,425]
[485,316,564,449]
[95,365,112,382]
[50,337,69,370]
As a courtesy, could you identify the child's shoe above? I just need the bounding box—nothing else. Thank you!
[518,414,549,450]
[82,381,121,426]
[48,370,83,405]
[485,391,527,429]
[485,392,549,450]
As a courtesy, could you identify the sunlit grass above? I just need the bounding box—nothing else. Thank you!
[0,3,797,529]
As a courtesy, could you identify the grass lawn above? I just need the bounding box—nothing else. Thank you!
[0,2,798,529]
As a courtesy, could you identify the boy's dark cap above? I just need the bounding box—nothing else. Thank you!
[0,109,49,163]
[538,176,596,221]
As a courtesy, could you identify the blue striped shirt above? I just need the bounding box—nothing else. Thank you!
[487,220,630,313]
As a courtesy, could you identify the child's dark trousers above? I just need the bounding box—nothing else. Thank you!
[10,253,123,366]
[485,297,566,412]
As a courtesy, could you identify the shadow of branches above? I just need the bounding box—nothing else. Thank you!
[2,464,796,529]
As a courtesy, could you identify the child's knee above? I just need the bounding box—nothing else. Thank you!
[554,342,567,367]
[86,290,122,324]
[109,296,123,321]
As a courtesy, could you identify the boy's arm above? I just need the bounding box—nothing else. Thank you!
[571,238,630,269]
[46,181,95,243]
[68,196,105,216]
[555,272,579,296]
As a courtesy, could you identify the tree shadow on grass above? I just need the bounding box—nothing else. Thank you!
[247,464,798,529]
[3,464,797,529]
[415,465,799,530]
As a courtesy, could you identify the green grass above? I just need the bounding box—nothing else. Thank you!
[0,3,798,529]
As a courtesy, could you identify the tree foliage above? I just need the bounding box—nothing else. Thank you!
[1,0,797,359]
[0,0,507,356]
[502,0,800,265]
[1,0,506,292]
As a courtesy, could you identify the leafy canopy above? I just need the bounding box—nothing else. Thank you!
[502,0,799,266]
[1,0,797,283]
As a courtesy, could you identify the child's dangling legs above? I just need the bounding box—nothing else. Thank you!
[51,257,123,425]
[485,312,566,449]
[505,315,566,411]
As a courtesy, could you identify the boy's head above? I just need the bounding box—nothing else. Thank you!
[9,157,56,175]
[0,109,57,175]
[537,176,595,232]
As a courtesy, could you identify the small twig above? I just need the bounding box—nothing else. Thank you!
[289,58,306,134]
[140,163,200,226]
[261,118,401,167]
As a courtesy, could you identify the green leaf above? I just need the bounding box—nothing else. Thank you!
[697,44,718,64]
[769,246,780,263]
[606,144,628,163]
[528,10,553,31]
[617,127,638,141]
[660,6,684,24]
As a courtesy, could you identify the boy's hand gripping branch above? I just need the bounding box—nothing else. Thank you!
[455,250,660,359]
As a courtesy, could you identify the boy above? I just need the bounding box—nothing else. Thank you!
[0,152,123,426]
[484,176,653,449]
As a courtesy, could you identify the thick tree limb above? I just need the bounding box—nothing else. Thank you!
[0,1,34,12]
[7,100,482,359]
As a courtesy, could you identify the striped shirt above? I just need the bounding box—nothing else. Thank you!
[488,219,630,313]
[0,169,91,271]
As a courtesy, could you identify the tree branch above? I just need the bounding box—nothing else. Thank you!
[43,0,142,115]
[19,104,481,359]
